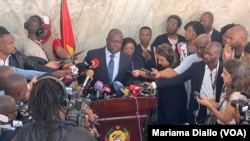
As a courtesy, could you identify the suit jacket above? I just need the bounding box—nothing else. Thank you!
[156,61,223,124]
[82,47,132,93]
[9,50,54,72]
[211,28,222,43]
[134,44,157,71]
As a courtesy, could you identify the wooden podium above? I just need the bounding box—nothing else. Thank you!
[91,96,157,141]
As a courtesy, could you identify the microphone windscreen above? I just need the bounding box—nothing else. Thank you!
[113,81,124,91]
[86,69,94,77]
[103,84,111,93]
[91,59,100,69]
[128,84,142,92]
[94,80,103,92]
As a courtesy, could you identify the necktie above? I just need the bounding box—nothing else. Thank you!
[142,49,152,61]
[108,54,115,84]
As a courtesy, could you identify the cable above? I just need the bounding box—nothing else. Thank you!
[194,102,201,125]
[129,96,143,141]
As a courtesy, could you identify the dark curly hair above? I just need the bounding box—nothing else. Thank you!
[184,21,204,36]
[167,15,182,27]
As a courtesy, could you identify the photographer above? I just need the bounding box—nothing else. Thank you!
[197,59,248,125]
[16,76,97,141]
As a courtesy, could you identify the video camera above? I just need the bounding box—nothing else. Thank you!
[65,86,92,127]
[231,92,250,124]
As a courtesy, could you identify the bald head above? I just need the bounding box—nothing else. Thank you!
[195,34,211,45]
[225,25,248,49]
[24,15,43,35]
[0,66,14,90]
[228,25,248,41]
[200,11,214,33]
[0,95,17,121]
[201,12,214,22]
[107,28,123,39]
[106,28,123,54]
[194,34,212,58]
[4,74,28,101]
[206,41,223,56]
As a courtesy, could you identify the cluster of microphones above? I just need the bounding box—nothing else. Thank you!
[59,56,154,101]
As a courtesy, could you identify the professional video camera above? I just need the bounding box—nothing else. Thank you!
[65,87,92,127]
[231,92,250,124]
[16,101,32,124]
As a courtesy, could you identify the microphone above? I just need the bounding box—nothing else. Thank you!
[94,80,104,100]
[58,58,74,67]
[82,69,94,89]
[84,59,100,69]
[113,81,127,97]
[72,49,84,58]
[194,91,201,99]
[90,59,99,69]
[102,84,111,98]
[128,84,142,97]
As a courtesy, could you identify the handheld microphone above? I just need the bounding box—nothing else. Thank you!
[94,80,104,100]
[103,84,111,98]
[58,58,74,67]
[72,49,84,58]
[128,84,142,97]
[194,91,201,99]
[84,59,100,69]
[113,81,127,97]
[82,69,94,88]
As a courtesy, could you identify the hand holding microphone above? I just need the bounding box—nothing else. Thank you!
[82,69,94,90]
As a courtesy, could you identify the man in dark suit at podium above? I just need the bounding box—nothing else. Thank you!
[80,28,132,93]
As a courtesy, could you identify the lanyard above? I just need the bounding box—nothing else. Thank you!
[210,65,218,97]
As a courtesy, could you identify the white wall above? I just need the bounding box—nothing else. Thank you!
[0,0,249,61]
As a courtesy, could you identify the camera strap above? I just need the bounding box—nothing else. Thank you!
[217,99,226,111]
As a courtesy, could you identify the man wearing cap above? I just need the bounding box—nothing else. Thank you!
[40,15,78,61]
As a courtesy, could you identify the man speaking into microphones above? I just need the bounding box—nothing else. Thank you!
[78,29,133,94]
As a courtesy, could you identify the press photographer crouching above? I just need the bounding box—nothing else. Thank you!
[16,76,98,141]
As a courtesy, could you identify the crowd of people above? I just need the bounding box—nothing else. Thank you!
[0,10,250,141]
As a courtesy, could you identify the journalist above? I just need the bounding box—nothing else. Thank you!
[16,76,97,141]
[197,59,248,125]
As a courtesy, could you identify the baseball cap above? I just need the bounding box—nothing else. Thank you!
[244,42,250,53]
[40,15,51,29]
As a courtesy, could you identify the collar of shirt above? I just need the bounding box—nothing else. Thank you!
[208,28,213,35]
[105,47,120,64]
[140,44,151,52]
[0,55,11,66]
